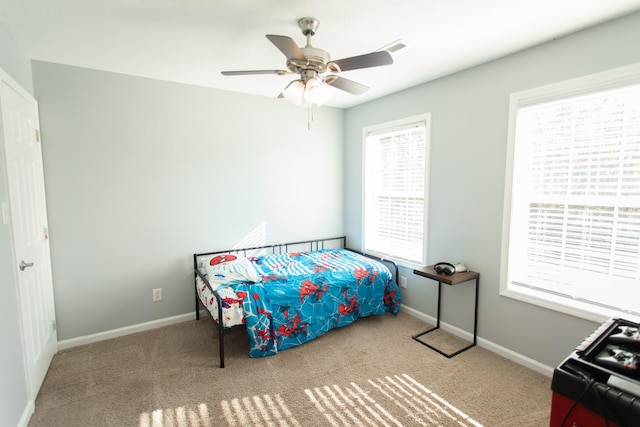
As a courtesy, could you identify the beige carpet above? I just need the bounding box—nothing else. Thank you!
[29,311,551,426]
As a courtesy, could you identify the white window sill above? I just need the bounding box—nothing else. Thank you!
[500,285,640,324]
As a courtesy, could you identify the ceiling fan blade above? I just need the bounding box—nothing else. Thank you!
[266,35,306,61]
[331,50,393,72]
[325,76,369,95]
[221,70,292,76]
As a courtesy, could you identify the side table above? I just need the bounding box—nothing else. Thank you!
[412,265,479,358]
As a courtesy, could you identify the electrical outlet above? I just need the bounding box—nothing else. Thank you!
[399,276,407,289]
[152,288,162,302]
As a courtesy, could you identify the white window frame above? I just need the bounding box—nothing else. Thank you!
[362,113,431,268]
[500,63,640,322]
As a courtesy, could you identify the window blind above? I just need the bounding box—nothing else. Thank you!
[364,120,427,264]
[510,82,640,315]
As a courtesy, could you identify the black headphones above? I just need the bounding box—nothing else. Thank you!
[434,262,456,275]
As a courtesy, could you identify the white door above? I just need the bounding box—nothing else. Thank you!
[1,76,57,399]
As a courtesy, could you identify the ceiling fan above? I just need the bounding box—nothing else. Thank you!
[221,17,394,107]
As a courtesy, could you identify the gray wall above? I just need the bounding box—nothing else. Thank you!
[0,23,33,427]
[31,62,345,341]
[344,11,640,368]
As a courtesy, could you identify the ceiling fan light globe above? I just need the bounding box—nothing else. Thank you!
[304,79,331,105]
[304,78,320,90]
[282,80,305,106]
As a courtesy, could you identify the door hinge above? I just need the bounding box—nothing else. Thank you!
[35,129,40,143]
[52,320,57,331]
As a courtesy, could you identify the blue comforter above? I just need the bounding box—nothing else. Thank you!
[233,249,401,357]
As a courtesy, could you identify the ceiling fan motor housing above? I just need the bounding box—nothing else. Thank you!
[292,47,330,72]
[285,18,331,74]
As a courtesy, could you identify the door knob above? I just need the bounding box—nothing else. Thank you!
[19,260,34,271]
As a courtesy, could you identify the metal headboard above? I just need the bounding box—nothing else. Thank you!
[194,236,346,262]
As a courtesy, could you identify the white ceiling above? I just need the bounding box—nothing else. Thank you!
[1,0,639,108]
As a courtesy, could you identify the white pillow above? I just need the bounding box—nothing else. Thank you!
[201,253,260,287]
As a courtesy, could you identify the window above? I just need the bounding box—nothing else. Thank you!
[363,114,430,266]
[501,64,640,321]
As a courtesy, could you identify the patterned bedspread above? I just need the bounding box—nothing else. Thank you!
[197,248,401,358]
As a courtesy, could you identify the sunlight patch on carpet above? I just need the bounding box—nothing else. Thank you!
[220,393,301,426]
[139,374,482,426]
[139,403,211,427]
[306,373,483,427]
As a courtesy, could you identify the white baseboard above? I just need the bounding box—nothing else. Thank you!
[17,400,34,427]
[57,312,197,350]
[401,304,554,378]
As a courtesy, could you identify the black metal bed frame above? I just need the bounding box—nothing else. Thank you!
[193,236,398,368]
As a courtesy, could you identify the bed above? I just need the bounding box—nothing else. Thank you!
[193,236,401,367]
